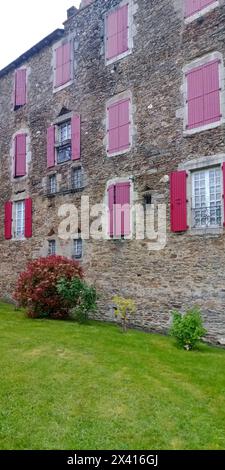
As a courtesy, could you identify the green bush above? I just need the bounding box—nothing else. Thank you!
[57,277,97,323]
[170,308,207,350]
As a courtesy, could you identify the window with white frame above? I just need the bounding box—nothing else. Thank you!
[72,167,83,190]
[48,174,57,194]
[15,201,25,239]
[48,240,56,256]
[73,238,83,259]
[57,121,71,164]
[192,167,222,228]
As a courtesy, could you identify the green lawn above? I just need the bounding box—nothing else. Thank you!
[0,302,225,450]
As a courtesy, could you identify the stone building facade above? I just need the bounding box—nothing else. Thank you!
[0,0,225,343]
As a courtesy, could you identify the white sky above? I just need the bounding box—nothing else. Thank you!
[0,0,80,69]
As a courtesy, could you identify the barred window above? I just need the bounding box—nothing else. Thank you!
[72,167,83,190]
[48,240,56,256]
[192,167,222,228]
[73,238,82,259]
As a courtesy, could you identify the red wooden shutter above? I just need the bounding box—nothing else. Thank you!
[108,185,115,236]
[170,171,188,233]
[47,126,55,168]
[55,42,71,87]
[25,198,32,238]
[108,99,130,154]
[115,182,131,237]
[71,114,81,160]
[15,69,26,107]
[186,60,220,129]
[15,134,26,177]
[4,201,12,240]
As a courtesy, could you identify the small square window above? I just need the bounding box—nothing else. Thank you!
[48,240,56,256]
[73,238,82,259]
[72,167,83,190]
[48,175,57,194]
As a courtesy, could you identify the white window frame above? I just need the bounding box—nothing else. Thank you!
[14,200,25,240]
[178,154,225,234]
[182,52,225,136]
[191,167,222,228]
[184,1,219,25]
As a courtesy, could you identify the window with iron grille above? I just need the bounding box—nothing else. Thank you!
[57,121,71,164]
[48,240,56,256]
[48,174,57,194]
[72,167,83,190]
[73,238,82,259]
[192,167,222,228]
[15,200,25,239]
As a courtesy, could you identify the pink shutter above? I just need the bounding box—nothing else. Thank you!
[62,42,71,85]
[118,99,130,151]
[4,201,12,240]
[15,69,26,107]
[170,171,188,233]
[186,66,204,129]
[186,60,221,129]
[115,182,131,237]
[71,114,81,160]
[106,10,118,60]
[203,60,221,125]
[108,102,119,154]
[15,134,26,177]
[55,45,63,87]
[108,99,130,154]
[117,4,129,55]
[185,0,216,18]
[25,198,32,238]
[108,185,115,236]
[47,126,55,168]
[222,163,225,227]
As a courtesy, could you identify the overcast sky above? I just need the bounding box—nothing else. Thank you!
[0,0,80,69]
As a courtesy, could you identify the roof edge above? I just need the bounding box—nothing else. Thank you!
[0,28,65,78]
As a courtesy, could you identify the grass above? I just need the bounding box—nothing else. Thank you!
[0,302,225,450]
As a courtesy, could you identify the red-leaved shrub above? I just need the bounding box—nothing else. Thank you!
[14,256,83,319]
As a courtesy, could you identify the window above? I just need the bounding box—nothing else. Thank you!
[57,121,71,164]
[48,175,57,194]
[185,0,218,20]
[4,198,32,240]
[185,59,221,131]
[72,167,83,190]
[15,201,25,239]
[48,240,56,256]
[106,4,129,62]
[14,69,26,108]
[73,238,83,259]
[107,98,130,155]
[108,182,131,237]
[47,115,81,168]
[192,167,222,228]
[14,134,27,177]
[54,42,72,89]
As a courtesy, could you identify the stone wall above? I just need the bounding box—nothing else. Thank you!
[0,0,225,343]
